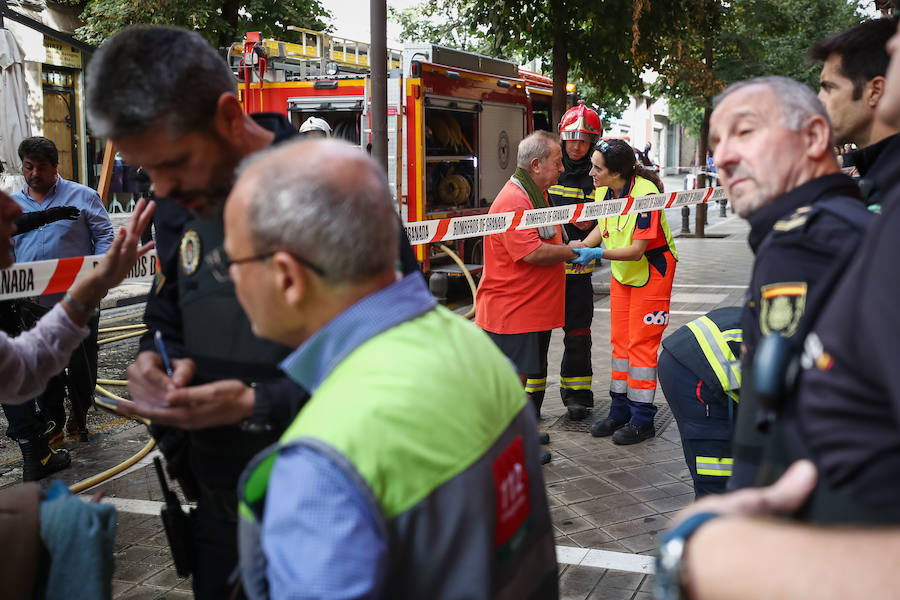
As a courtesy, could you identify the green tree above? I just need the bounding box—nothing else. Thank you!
[390,0,648,130]
[389,0,492,54]
[58,0,329,49]
[636,0,864,234]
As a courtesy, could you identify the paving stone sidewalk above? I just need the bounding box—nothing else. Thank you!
[18,206,754,599]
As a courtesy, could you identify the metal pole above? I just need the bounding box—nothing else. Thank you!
[370,0,388,173]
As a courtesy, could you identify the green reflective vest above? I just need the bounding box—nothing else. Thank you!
[238,305,558,599]
[595,176,678,286]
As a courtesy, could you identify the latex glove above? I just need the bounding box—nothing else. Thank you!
[571,246,603,265]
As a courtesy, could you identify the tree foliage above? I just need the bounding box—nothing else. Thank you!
[389,0,492,54]
[389,0,649,130]
[56,0,330,49]
[641,0,865,141]
[635,0,864,233]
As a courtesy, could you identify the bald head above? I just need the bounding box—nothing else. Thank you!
[228,139,398,286]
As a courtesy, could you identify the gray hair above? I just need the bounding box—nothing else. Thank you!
[714,76,835,146]
[516,130,560,169]
[238,139,398,285]
[86,26,237,139]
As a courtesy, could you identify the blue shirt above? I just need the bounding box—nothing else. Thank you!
[263,273,435,599]
[13,175,114,262]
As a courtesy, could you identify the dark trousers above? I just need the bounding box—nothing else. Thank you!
[658,349,736,498]
[3,311,99,440]
[192,505,245,599]
[560,273,594,410]
[524,331,553,415]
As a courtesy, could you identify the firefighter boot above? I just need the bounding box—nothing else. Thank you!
[17,436,71,482]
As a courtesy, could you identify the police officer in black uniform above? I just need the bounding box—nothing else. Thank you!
[659,307,741,497]
[708,76,875,493]
[86,26,419,598]
[545,104,603,420]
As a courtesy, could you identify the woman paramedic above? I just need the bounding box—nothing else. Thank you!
[570,138,677,445]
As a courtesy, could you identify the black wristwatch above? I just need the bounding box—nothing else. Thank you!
[655,511,719,600]
[238,382,273,433]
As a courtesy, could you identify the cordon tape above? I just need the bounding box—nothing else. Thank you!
[0,185,726,302]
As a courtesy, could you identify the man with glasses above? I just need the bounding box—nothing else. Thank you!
[85,25,417,598]
[228,138,557,599]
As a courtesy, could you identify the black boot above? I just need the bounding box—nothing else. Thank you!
[18,436,71,481]
[591,417,628,438]
[611,423,656,445]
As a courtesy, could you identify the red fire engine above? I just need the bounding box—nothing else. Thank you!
[230,29,566,284]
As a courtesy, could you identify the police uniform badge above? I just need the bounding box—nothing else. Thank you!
[180,230,201,276]
[760,282,807,337]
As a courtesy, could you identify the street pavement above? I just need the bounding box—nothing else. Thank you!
[5,194,754,599]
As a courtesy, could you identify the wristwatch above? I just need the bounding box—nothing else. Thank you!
[63,292,100,319]
[655,511,719,600]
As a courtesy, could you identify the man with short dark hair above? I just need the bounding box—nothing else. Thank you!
[227,139,558,599]
[811,17,899,204]
[2,135,113,480]
[86,25,418,598]
[475,130,577,464]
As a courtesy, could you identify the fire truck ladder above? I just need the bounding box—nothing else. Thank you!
[232,28,401,81]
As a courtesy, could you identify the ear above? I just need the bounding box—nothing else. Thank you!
[530,156,542,173]
[867,76,886,108]
[272,250,308,307]
[213,92,245,143]
[803,114,833,160]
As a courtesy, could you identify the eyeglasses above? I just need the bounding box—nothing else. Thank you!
[595,140,610,154]
[206,246,325,283]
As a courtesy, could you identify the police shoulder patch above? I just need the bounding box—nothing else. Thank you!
[180,230,201,276]
[759,282,807,337]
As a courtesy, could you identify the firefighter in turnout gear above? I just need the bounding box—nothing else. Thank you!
[658,307,742,497]
[543,104,603,420]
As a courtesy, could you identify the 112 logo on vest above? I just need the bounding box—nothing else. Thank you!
[492,435,531,560]
[643,311,669,326]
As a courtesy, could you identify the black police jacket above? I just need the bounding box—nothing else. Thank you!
[140,113,420,493]
[729,172,874,490]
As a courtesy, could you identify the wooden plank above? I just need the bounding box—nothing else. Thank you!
[96,139,115,206]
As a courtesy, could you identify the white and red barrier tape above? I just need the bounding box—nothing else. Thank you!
[404,185,726,245]
[0,251,158,302]
[0,184,727,302]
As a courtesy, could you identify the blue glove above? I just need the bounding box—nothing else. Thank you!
[571,247,604,265]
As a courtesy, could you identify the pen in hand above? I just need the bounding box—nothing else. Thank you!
[154,330,174,378]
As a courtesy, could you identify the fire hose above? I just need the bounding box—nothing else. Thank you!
[67,328,155,494]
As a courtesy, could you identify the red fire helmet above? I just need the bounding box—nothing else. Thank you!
[559,104,603,143]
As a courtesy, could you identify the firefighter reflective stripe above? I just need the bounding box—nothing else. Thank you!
[566,265,594,275]
[686,317,742,402]
[696,456,734,476]
[525,377,547,394]
[560,375,591,391]
[548,184,586,200]
[611,379,627,393]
